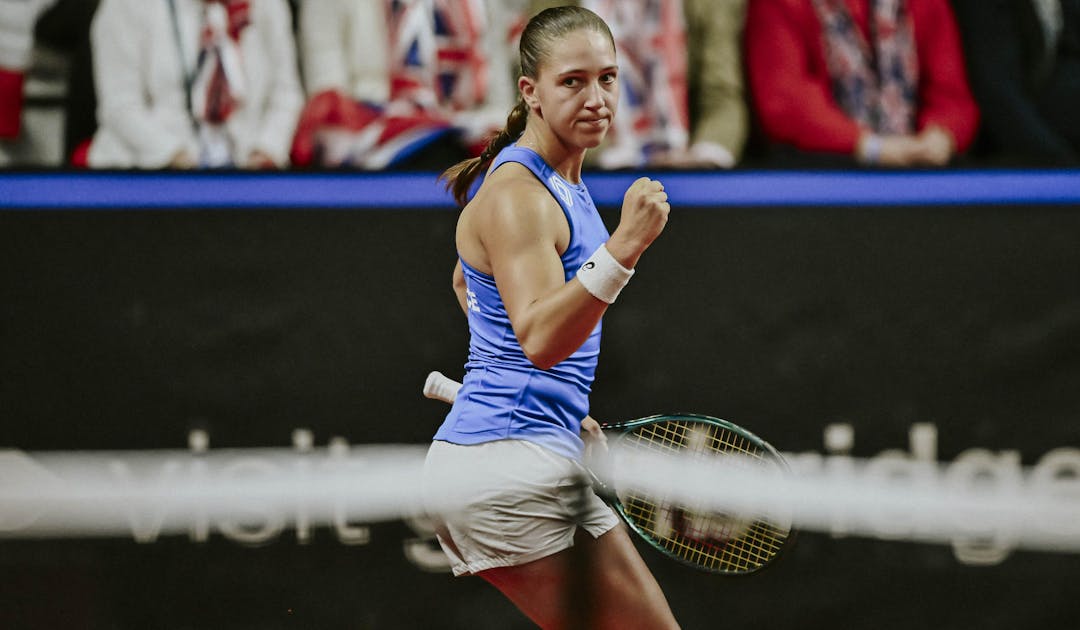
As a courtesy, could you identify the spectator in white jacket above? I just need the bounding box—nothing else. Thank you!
[88,0,303,169]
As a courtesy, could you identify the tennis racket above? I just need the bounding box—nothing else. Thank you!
[422,370,794,575]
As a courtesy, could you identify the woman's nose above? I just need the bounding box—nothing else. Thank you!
[583,80,605,109]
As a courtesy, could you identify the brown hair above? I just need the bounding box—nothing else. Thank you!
[440,6,614,207]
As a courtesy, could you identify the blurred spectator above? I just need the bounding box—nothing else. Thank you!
[952,0,1079,166]
[87,0,303,169]
[291,0,522,170]
[34,0,99,165]
[0,0,58,140]
[745,0,979,168]
[530,0,748,169]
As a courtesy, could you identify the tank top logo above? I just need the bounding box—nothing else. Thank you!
[548,175,574,209]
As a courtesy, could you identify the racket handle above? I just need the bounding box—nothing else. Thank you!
[424,370,462,404]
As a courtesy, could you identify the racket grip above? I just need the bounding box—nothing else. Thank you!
[424,371,462,404]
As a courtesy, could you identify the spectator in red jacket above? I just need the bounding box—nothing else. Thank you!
[745,0,979,167]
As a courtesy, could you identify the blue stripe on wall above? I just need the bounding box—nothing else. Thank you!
[1,169,1078,209]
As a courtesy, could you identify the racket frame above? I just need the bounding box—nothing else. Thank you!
[595,412,794,576]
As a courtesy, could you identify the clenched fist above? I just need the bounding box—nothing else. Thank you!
[606,177,670,269]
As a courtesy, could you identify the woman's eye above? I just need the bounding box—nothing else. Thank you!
[562,77,579,87]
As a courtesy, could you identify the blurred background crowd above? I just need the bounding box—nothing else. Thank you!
[0,0,1077,171]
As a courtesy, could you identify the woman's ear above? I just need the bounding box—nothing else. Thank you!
[519,75,540,112]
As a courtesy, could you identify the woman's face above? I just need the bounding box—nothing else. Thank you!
[522,28,619,150]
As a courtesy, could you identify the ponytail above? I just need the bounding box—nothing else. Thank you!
[441,6,613,207]
[440,99,530,207]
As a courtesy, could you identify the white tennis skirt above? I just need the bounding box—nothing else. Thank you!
[421,439,620,576]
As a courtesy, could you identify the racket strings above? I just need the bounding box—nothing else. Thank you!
[622,498,780,572]
[617,419,792,574]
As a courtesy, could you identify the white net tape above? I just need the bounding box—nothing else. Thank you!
[2,444,1079,553]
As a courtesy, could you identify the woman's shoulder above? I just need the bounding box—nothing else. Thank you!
[470,161,563,225]
[481,159,548,200]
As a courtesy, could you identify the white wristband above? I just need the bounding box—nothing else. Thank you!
[576,244,634,304]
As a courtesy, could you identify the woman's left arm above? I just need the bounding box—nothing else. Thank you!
[452,259,469,315]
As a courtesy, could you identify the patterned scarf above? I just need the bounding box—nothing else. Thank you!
[811,0,918,134]
[585,0,690,168]
[191,0,251,125]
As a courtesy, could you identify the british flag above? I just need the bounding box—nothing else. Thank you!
[585,0,690,169]
[431,0,488,111]
[302,0,494,168]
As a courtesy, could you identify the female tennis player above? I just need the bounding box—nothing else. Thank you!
[422,6,678,629]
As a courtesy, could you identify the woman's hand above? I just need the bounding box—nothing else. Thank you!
[607,177,670,269]
[581,415,608,461]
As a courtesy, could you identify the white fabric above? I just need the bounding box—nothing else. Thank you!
[422,439,620,577]
[299,0,390,103]
[0,0,57,69]
[88,0,303,168]
[1032,0,1065,47]
[576,244,635,304]
[1032,0,1065,72]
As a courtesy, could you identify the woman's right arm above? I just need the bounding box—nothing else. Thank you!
[481,174,669,369]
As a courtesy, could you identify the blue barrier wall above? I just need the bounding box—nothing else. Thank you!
[2,169,1079,208]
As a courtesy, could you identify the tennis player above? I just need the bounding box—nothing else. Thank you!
[422,6,678,629]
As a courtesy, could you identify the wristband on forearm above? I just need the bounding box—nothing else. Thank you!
[576,244,635,304]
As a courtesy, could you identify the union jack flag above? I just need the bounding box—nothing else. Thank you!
[299,0,494,168]
[585,0,690,169]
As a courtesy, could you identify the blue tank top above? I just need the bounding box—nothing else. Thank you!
[432,145,610,461]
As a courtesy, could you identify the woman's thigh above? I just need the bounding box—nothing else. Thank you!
[479,525,680,630]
